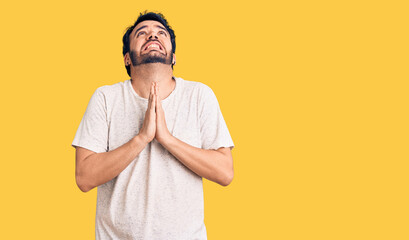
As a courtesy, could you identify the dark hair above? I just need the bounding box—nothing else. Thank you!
[122,11,176,76]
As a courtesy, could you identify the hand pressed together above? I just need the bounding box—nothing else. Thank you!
[138,82,171,144]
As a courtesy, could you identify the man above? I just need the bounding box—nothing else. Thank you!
[72,11,234,239]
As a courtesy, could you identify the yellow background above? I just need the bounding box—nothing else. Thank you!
[1,0,408,239]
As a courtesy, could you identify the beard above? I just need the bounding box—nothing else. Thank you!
[130,50,172,66]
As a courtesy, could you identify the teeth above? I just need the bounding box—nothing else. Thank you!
[147,44,160,50]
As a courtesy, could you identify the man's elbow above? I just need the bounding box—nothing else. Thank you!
[215,148,234,186]
[219,170,234,187]
[76,174,93,193]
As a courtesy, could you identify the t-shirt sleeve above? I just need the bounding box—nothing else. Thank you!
[198,84,235,150]
[71,87,109,153]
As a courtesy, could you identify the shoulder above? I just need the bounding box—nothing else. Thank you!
[176,76,215,97]
[94,80,127,96]
[88,81,128,106]
[87,81,128,109]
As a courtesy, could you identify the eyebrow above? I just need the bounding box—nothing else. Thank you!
[134,24,168,37]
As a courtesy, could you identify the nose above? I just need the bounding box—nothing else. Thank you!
[148,31,158,40]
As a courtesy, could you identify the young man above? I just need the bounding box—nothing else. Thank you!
[72,11,235,239]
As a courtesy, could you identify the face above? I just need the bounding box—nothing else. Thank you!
[126,20,174,67]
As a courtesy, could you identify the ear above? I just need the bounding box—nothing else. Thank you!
[124,53,130,66]
[172,54,176,65]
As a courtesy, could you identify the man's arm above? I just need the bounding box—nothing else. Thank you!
[160,136,234,186]
[75,134,148,192]
[153,82,234,186]
[75,82,157,192]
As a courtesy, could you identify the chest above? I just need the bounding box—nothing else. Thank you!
[107,96,202,151]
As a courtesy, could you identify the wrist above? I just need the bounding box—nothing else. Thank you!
[157,133,175,148]
[133,134,150,147]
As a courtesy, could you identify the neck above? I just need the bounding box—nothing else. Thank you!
[130,63,175,100]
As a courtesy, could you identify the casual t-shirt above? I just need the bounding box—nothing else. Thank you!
[71,76,235,240]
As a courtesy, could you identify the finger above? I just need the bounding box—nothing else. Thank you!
[156,82,159,96]
[151,82,155,99]
[152,82,156,96]
[147,83,153,110]
[156,84,162,110]
[151,83,156,113]
[155,92,159,110]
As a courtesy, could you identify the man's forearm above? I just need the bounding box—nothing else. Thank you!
[159,136,234,186]
[76,134,148,192]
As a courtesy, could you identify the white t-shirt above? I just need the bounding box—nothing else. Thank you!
[72,76,235,240]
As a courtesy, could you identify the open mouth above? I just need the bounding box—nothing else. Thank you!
[144,42,163,52]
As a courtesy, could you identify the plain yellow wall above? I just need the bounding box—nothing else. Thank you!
[0,0,408,239]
